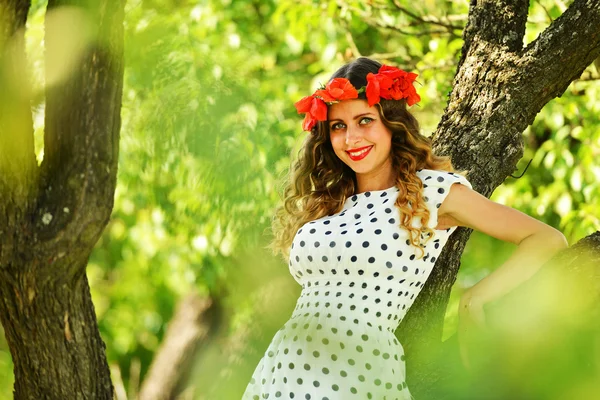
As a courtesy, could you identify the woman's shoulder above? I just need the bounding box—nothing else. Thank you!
[415,168,472,189]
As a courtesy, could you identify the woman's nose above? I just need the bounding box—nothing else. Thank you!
[345,125,361,145]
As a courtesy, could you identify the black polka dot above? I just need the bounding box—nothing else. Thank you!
[246,171,453,399]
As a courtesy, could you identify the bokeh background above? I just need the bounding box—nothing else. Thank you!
[0,0,598,398]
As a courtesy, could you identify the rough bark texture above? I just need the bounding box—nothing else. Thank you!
[396,0,600,397]
[0,0,125,398]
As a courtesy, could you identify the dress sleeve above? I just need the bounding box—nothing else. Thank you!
[419,170,473,230]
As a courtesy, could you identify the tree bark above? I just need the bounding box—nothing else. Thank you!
[0,0,125,398]
[397,0,600,396]
[138,293,216,400]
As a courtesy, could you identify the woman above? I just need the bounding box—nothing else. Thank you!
[242,57,567,400]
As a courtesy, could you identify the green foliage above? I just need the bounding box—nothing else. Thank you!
[0,0,598,398]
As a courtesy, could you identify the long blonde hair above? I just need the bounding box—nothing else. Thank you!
[267,58,459,261]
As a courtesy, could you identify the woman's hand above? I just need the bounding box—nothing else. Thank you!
[458,289,488,372]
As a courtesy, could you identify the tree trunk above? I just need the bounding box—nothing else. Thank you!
[138,293,216,400]
[0,0,125,398]
[397,0,600,396]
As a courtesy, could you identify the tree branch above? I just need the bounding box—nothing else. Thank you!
[391,0,464,32]
[0,0,36,188]
[534,0,554,23]
[405,1,600,396]
[459,0,529,70]
[366,50,411,64]
[364,17,450,37]
[0,0,37,265]
[139,293,215,400]
[35,0,125,278]
[518,0,600,114]
[339,2,458,39]
[344,29,362,58]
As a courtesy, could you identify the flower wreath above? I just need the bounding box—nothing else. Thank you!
[294,64,421,132]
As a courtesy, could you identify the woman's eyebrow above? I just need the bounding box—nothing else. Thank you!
[329,112,376,123]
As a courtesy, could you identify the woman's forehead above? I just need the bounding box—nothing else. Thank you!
[328,99,375,120]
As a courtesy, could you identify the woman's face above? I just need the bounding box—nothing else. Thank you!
[328,99,394,182]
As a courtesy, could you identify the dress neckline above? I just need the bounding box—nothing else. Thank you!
[352,169,428,196]
[353,185,397,196]
[345,186,399,207]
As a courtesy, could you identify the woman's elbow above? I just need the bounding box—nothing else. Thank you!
[547,228,569,249]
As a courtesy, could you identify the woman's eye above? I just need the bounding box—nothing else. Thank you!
[331,122,345,130]
[360,117,373,124]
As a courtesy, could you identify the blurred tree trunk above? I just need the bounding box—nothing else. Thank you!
[138,293,216,400]
[0,0,125,398]
[398,0,600,398]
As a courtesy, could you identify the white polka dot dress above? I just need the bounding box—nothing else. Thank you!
[242,169,472,400]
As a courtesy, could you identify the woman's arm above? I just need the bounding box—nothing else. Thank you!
[438,182,569,305]
[439,181,569,370]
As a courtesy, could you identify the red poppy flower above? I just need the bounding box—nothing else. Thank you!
[366,73,393,106]
[301,113,317,131]
[398,72,420,105]
[377,65,406,80]
[295,65,420,131]
[295,95,327,131]
[313,78,359,102]
[386,77,408,101]
[405,85,421,106]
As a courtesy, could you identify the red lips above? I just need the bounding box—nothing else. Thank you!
[346,145,373,161]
